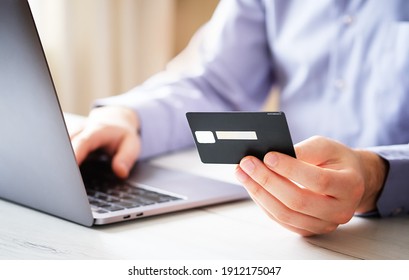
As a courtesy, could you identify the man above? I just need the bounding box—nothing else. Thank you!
[70,0,409,236]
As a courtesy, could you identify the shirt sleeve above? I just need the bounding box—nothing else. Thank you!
[366,144,409,217]
[94,0,275,159]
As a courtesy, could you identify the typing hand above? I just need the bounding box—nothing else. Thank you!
[70,106,141,179]
[235,136,387,236]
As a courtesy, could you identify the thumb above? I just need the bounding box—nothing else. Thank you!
[295,136,343,166]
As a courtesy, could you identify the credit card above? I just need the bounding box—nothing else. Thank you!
[186,112,296,164]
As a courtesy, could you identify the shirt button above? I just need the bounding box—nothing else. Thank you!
[392,207,403,216]
[342,15,354,25]
[333,78,346,91]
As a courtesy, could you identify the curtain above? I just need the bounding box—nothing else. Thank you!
[28,0,218,115]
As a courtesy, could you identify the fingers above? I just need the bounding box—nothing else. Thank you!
[70,106,141,178]
[71,124,140,178]
[263,136,361,198]
[235,166,339,235]
[238,156,350,223]
[294,136,343,166]
[234,136,366,236]
[263,151,348,198]
[71,125,107,165]
[112,133,140,178]
[71,131,94,166]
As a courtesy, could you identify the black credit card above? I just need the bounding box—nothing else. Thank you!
[186,112,296,164]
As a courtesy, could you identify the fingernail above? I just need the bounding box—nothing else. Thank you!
[116,161,129,178]
[240,158,255,173]
[264,153,278,168]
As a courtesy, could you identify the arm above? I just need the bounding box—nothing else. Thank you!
[72,0,275,175]
[94,0,274,159]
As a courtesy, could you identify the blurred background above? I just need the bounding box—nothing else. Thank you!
[28,0,219,115]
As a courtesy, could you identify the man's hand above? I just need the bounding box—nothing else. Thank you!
[235,136,387,236]
[70,106,141,179]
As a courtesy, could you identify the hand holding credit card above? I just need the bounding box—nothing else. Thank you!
[186,112,296,164]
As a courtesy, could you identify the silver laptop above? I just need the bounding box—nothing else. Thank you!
[0,0,248,226]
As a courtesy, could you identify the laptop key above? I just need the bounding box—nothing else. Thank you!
[116,201,142,208]
[87,178,182,213]
[100,205,124,212]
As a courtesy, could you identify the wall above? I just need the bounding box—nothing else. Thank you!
[29,0,218,115]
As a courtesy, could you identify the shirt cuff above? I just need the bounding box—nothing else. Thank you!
[93,92,173,160]
[366,145,409,217]
[93,88,195,160]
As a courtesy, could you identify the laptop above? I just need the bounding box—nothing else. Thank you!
[0,0,248,226]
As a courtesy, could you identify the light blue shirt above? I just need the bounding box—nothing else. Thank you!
[97,0,409,217]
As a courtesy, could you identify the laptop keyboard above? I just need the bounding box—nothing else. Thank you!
[86,181,182,214]
[80,155,182,214]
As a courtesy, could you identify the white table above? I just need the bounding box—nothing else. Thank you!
[0,114,407,260]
